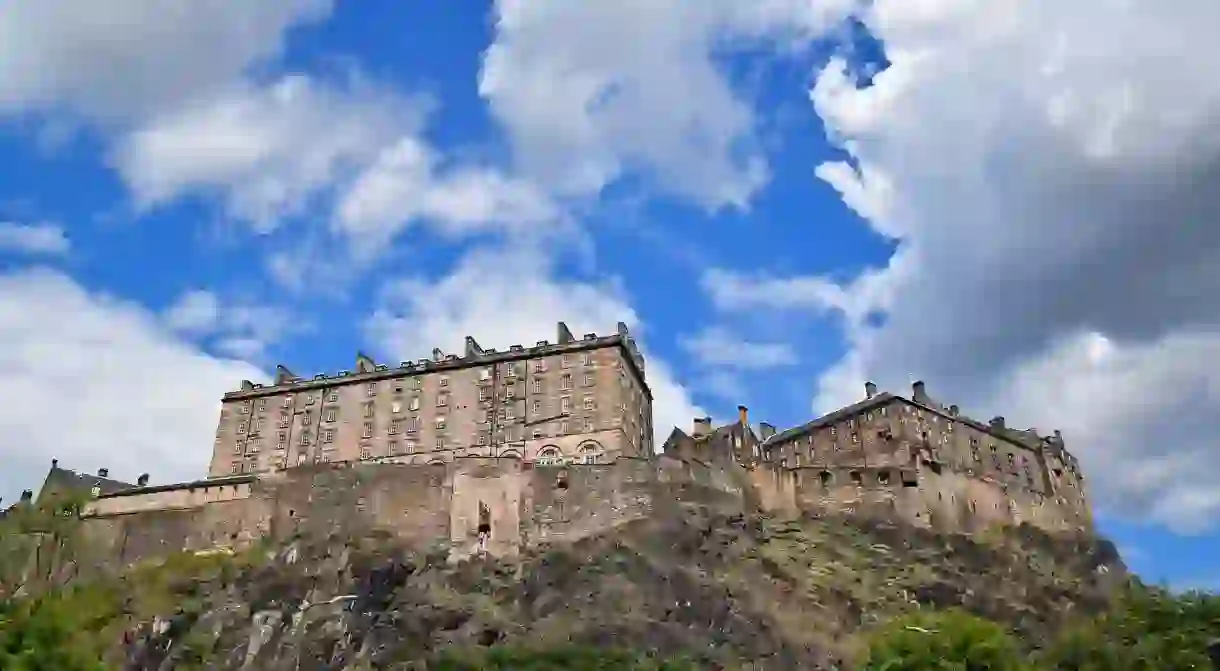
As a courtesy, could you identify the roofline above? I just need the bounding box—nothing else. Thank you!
[96,474,257,499]
[222,334,652,402]
[762,392,1078,463]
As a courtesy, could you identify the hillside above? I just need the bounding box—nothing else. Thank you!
[2,497,1128,670]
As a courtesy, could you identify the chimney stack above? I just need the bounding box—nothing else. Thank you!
[51,458,58,469]
[949,404,959,416]
[912,380,928,404]
[693,417,712,438]
[989,416,1006,431]
[20,490,32,502]
[738,405,749,427]
[759,422,777,441]
[137,473,150,487]
[864,381,877,399]
[97,468,109,478]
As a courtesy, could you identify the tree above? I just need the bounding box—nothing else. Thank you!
[861,608,1029,670]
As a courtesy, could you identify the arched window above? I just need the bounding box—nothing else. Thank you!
[578,442,601,465]
[850,470,863,486]
[536,446,562,466]
[819,470,833,486]
[498,449,523,460]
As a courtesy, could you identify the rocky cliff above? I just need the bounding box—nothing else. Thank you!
[95,498,1123,670]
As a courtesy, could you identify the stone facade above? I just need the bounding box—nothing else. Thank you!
[672,380,1092,534]
[209,322,653,478]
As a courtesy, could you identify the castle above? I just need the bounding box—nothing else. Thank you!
[33,322,1092,568]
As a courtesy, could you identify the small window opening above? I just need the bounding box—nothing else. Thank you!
[477,501,491,535]
[850,470,863,486]
[556,473,569,490]
[819,470,833,486]
[877,470,891,486]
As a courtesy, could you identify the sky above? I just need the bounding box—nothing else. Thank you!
[0,0,1217,591]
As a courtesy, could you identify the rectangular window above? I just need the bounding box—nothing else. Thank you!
[325,409,337,423]
[561,397,572,412]
[506,405,516,420]
[582,352,593,366]
[241,401,251,414]
[389,420,401,435]
[405,440,416,453]
[435,416,447,430]
[583,373,594,386]
[367,382,377,396]
[437,393,448,407]
[360,446,372,460]
[583,396,595,410]
[532,378,543,393]
[282,397,292,408]
[391,400,402,414]
[305,394,315,405]
[480,367,492,380]
[409,397,420,411]
[393,380,403,393]
[505,385,516,398]
[562,354,572,368]
[561,374,572,390]
[436,437,445,450]
[438,376,449,387]
[238,421,248,433]
[328,392,339,402]
[477,432,488,445]
[409,416,420,431]
[560,420,570,434]
[278,416,289,428]
[532,400,542,414]
[412,377,423,390]
[387,441,399,456]
[478,387,488,401]
[534,359,546,371]
[323,429,334,443]
[583,419,594,432]
[533,429,544,439]
[364,402,375,418]
[300,431,311,446]
[362,422,373,438]
[505,363,517,378]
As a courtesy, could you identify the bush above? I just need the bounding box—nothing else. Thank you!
[861,608,1028,670]
[0,584,121,671]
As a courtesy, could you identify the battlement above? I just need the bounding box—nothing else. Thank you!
[226,321,649,401]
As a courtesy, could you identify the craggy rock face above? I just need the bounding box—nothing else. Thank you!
[112,502,1124,671]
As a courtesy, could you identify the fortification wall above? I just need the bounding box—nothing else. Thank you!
[77,454,732,569]
[748,461,1088,534]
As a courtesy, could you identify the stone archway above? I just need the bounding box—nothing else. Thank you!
[498,449,523,460]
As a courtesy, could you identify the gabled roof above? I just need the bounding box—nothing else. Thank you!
[37,466,134,503]
[763,392,897,446]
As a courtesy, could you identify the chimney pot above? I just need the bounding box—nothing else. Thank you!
[738,405,749,426]
[864,381,878,399]
[137,473,150,487]
[989,416,1006,430]
[20,489,32,502]
[97,468,109,478]
[949,404,959,416]
[51,458,58,469]
[912,380,927,403]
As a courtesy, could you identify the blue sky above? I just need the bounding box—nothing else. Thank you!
[0,0,1216,591]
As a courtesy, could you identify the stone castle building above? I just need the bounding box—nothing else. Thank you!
[31,322,1092,569]
[210,321,652,477]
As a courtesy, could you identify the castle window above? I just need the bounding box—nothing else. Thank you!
[362,423,373,438]
[830,426,837,436]
[534,359,546,372]
[325,409,337,423]
[532,400,542,414]
[583,419,594,432]
[367,382,377,396]
[583,373,595,387]
[435,416,447,430]
[851,432,859,443]
[328,392,339,402]
[439,376,449,387]
[878,470,891,485]
[305,394,315,405]
[436,437,445,450]
[850,471,863,486]
[820,471,833,486]
[409,396,420,411]
[532,378,543,393]
[389,420,401,435]
[506,405,516,420]
[282,397,292,408]
[561,396,572,413]
[562,354,573,368]
[238,421,248,433]
[561,374,573,390]
[322,429,334,443]
[583,395,595,410]
[241,401,251,413]
[480,367,492,380]
[299,431,311,446]
[437,393,449,407]
[479,387,488,401]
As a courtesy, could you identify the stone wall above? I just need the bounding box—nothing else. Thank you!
[78,454,729,569]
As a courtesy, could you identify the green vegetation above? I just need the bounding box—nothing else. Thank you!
[860,582,1220,670]
[432,646,698,670]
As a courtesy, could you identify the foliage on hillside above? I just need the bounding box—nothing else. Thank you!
[0,502,1214,669]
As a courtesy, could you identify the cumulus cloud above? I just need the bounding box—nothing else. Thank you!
[0,0,331,123]
[709,0,1220,532]
[480,0,859,209]
[162,289,303,360]
[0,221,70,256]
[365,242,703,447]
[111,76,427,232]
[0,269,264,505]
[680,326,797,370]
[334,136,559,253]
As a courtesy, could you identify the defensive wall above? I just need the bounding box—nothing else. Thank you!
[78,454,745,568]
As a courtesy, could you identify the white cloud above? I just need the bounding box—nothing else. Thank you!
[480,0,859,209]
[0,221,70,256]
[334,136,558,252]
[723,0,1220,532]
[365,242,703,447]
[111,75,427,232]
[0,268,263,505]
[0,0,332,123]
[162,289,302,360]
[680,326,797,369]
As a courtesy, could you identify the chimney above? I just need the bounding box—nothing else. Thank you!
[693,417,712,438]
[949,404,959,416]
[989,416,1006,431]
[912,380,928,404]
[557,321,575,344]
[759,422,777,441]
[275,364,297,384]
[864,381,878,399]
[97,468,109,478]
[738,405,749,427]
[137,473,150,487]
[20,490,32,502]
[51,458,58,469]
[464,336,484,357]
[432,347,444,362]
